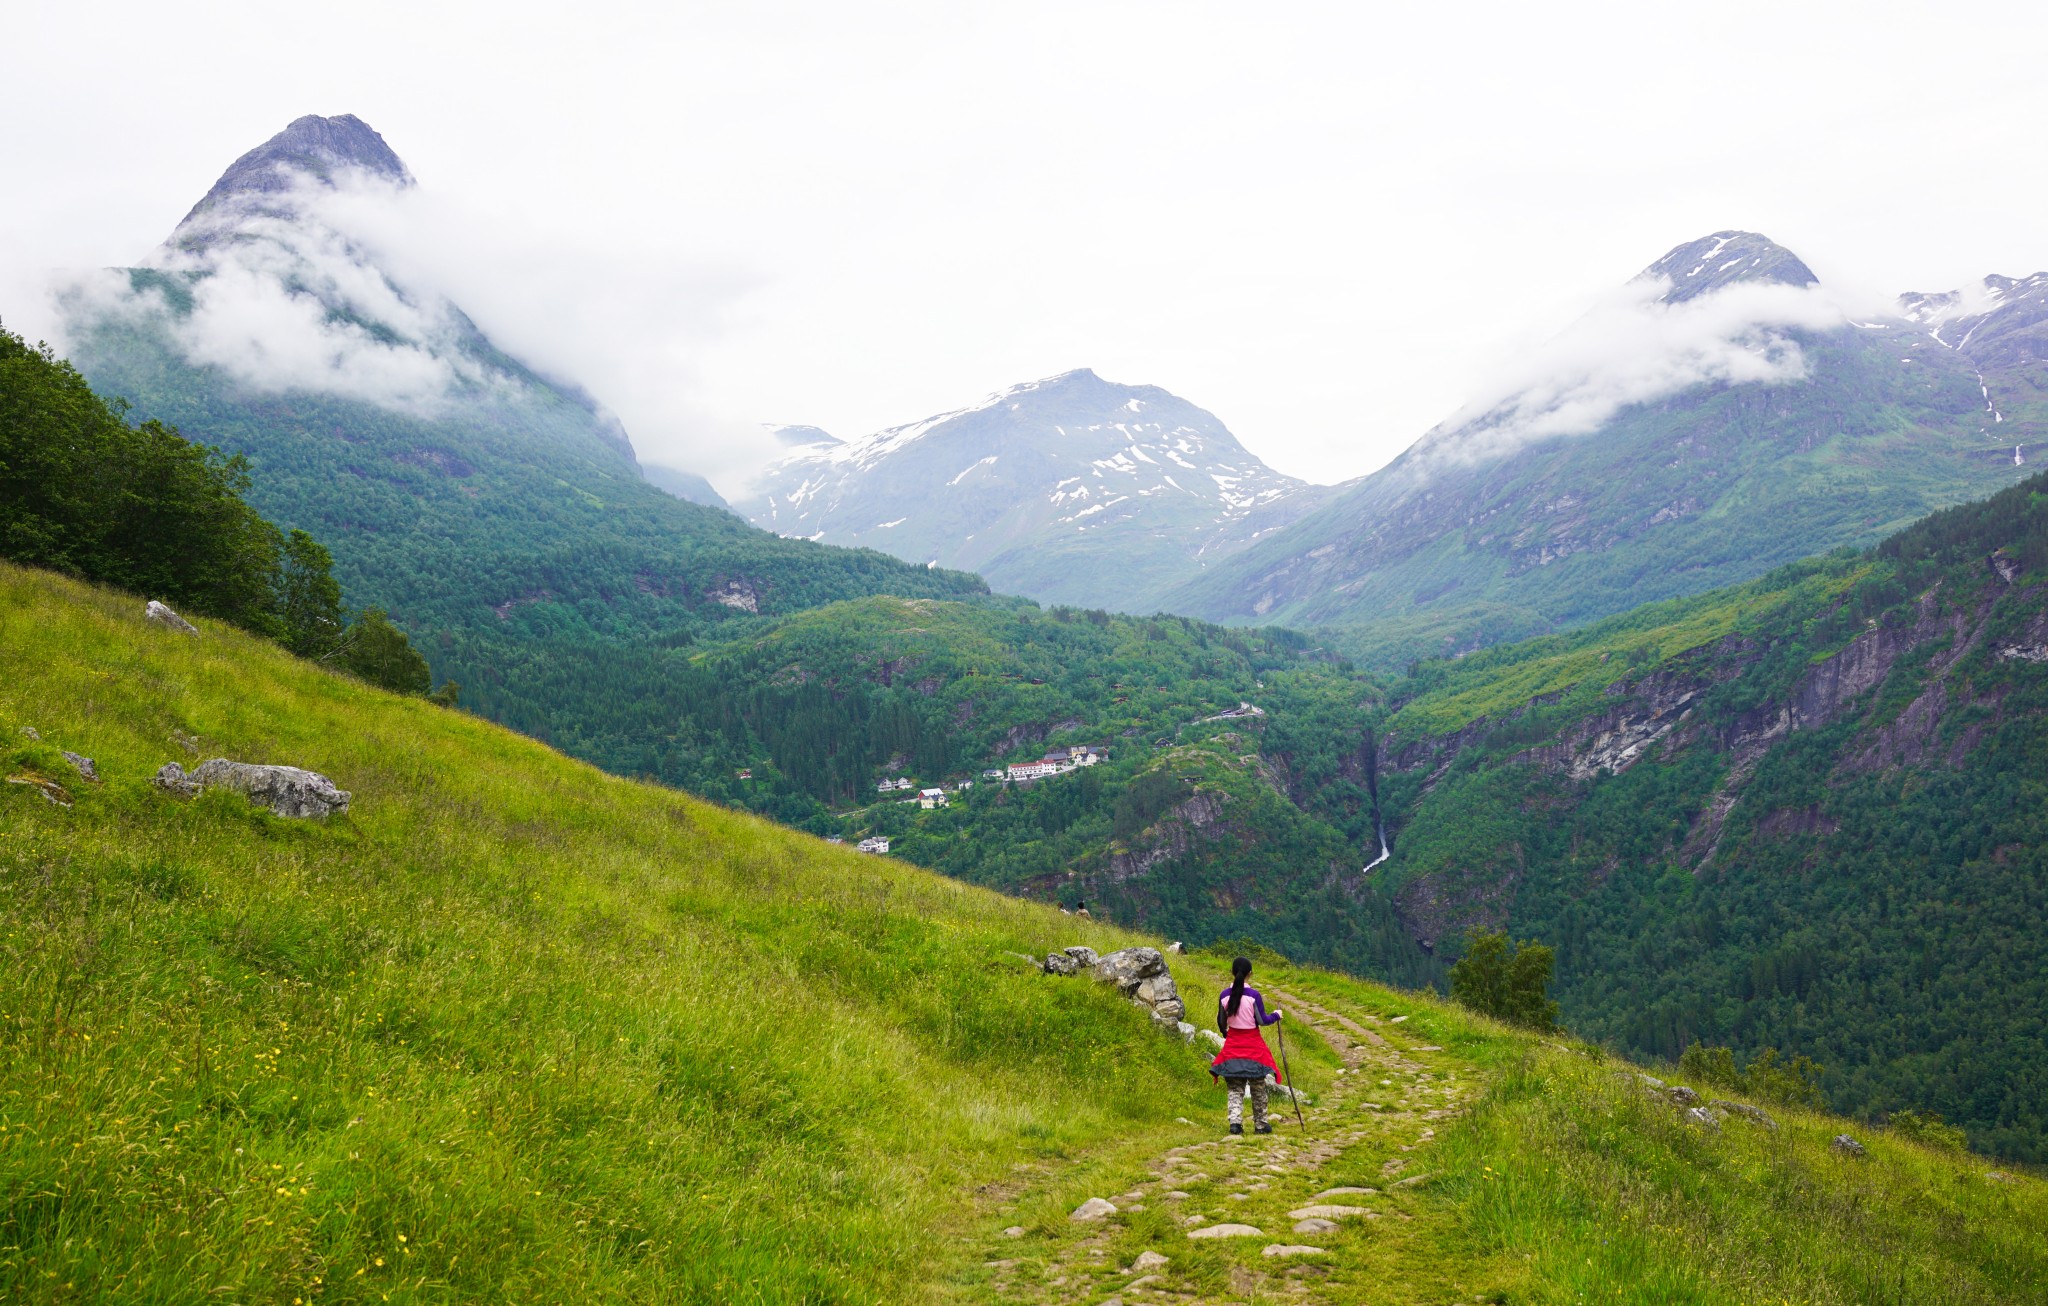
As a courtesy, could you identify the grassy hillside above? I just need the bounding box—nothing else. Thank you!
[0,563,1205,1302]
[2,562,2041,1303]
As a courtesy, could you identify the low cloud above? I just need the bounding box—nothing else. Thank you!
[49,166,777,493]
[1413,277,1854,469]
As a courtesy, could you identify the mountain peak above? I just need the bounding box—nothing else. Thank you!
[173,113,413,248]
[1636,230,1818,304]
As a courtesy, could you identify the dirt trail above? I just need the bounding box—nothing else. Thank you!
[966,983,1484,1305]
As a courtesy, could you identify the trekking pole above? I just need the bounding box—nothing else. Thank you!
[1276,1017,1307,1132]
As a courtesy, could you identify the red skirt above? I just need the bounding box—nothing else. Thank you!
[1210,1026,1279,1081]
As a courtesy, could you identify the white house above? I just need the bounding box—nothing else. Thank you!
[918,787,948,809]
[1006,759,1060,781]
[856,836,891,854]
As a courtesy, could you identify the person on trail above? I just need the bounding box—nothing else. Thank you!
[1210,955,1282,1135]
[1074,900,1091,920]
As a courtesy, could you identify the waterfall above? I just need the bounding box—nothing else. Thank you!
[1362,818,1391,874]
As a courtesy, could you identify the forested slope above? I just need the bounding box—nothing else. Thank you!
[1361,470,2048,1159]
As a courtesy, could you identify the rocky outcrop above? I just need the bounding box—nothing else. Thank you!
[1831,1134,1867,1158]
[145,600,198,635]
[155,759,350,817]
[1106,790,1229,882]
[1043,945,1188,1029]
[709,578,762,613]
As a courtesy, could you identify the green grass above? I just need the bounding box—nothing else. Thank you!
[0,563,1215,1303]
[2,562,2042,1303]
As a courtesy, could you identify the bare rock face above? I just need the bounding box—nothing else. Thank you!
[1093,946,1168,991]
[155,759,350,817]
[145,600,198,635]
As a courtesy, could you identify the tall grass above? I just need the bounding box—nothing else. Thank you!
[0,564,1215,1303]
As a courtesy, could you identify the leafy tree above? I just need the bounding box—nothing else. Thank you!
[278,528,345,658]
[1679,1040,1824,1108]
[337,608,432,696]
[1450,929,1560,1031]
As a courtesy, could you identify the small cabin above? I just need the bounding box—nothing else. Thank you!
[856,836,891,854]
[919,787,948,809]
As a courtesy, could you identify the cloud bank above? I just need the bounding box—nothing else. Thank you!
[1415,277,1854,469]
[48,165,776,491]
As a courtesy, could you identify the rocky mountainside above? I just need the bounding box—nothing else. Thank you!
[737,369,1332,611]
[1165,231,2037,668]
[55,113,982,726]
[1356,470,2048,1158]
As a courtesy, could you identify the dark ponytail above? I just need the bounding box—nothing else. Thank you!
[1222,955,1252,1031]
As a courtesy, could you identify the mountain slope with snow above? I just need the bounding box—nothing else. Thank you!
[1165,231,2037,666]
[738,369,1332,611]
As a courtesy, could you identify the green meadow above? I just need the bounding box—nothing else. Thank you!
[2,562,2041,1303]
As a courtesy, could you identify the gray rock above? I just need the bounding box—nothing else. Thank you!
[1267,1077,1307,1105]
[1637,1073,1667,1090]
[1292,1217,1339,1234]
[1001,1225,1025,1237]
[145,600,198,635]
[1709,1099,1778,1129]
[1261,1243,1326,1257]
[155,759,350,818]
[1199,1029,1225,1049]
[1044,951,1079,976]
[1062,945,1099,967]
[1135,972,1181,1008]
[1312,1186,1377,1200]
[1175,1020,1198,1040]
[61,752,98,782]
[6,776,72,807]
[19,727,38,740]
[1667,1085,1701,1106]
[1070,1197,1117,1222]
[1831,1134,1867,1158]
[1130,1249,1169,1271]
[1391,1173,1431,1189]
[1186,1222,1263,1239]
[1167,941,1187,954]
[1093,946,1167,993]
[1683,1106,1721,1131]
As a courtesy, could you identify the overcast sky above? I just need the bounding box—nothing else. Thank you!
[5,0,2045,489]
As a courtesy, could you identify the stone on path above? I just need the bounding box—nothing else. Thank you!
[1187,1223,1263,1239]
[1070,1197,1117,1221]
[1832,1134,1868,1158]
[1287,1204,1370,1220]
[1293,1218,1339,1234]
[1262,1244,1326,1257]
[146,600,199,635]
[1312,1186,1377,1200]
[1392,1173,1432,1188]
[1130,1250,1169,1272]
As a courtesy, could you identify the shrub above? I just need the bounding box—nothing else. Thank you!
[1888,1109,1969,1152]
[1450,929,1560,1031]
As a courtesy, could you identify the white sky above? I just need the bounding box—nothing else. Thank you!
[5,0,2045,489]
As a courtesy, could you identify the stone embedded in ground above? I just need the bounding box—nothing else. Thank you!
[1832,1134,1868,1158]
[1186,1223,1264,1239]
[1710,1099,1778,1129]
[1638,1074,1667,1090]
[1070,1197,1117,1221]
[145,600,199,634]
[155,759,351,817]
[1392,1173,1431,1188]
[1130,1250,1169,1271]
[61,752,98,782]
[19,727,38,740]
[1062,945,1099,967]
[1293,1217,1339,1234]
[1684,1106,1722,1130]
[1092,946,1166,993]
[1668,1085,1701,1106]
[6,775,72,806]
[1001,1225,1025,1237]
[1043,951,1079,975]
[1261,1243,1327,1257]
[1286,1204,1370,1220]
[1312,1186,1377,1200]
[1200,1029,1225,1049]
[1163,1190,1190,1200]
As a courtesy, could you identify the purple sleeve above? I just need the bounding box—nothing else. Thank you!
[1255,991,1279,1025]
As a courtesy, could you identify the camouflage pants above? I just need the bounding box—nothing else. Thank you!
[1225,1076,1269,1128]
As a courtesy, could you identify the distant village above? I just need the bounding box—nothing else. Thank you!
[854,744,1108,851]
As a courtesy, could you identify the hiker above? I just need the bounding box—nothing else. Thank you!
[1074,899,1091,920]
[1210,955,1283,1135]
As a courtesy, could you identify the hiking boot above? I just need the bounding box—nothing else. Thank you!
[1254,1122,1273,1135]
[1228,1123,1243,1135]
